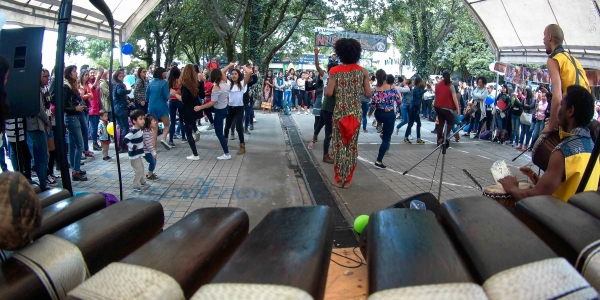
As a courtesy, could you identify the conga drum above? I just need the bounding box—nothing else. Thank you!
[531,130,560,171]
[483,183,532,208]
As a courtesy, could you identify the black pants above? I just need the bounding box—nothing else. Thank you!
[314,116,325,136]
[224,106,245,143]
[203,105,214,125]
[405,105,421,139]
[184,121,199,156]
[435,107,455,145]
[10,140,32,179]
[321,110,333,156]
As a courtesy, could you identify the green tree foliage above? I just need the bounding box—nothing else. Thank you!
[65,35,86,56]
[199,0,250,62]
[432,17,495,81]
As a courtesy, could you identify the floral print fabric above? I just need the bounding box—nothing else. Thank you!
[370,89,401,112]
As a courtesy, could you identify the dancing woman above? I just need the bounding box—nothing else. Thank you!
[262,71,274,114]
[179,64,205,160]
[224,63,252,155]
[324,38,372,189]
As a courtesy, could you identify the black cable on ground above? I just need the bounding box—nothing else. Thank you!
[330,247,366,269]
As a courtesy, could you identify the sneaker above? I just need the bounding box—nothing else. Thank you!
[141,182,150,189]
[297,111,301,115]
[245,129,250,134]
[187,155,200,160]
[160,140,172,150]
[404,139,412,144]
[146,173,158,180]
[79,170,87,175]
[181,139,187,144]
[431,130,436,133]
[307,141,314,150]
[85,151,95,158]
[80,161,85,166]
[46,177,57,185]
[416,139,425,144]
[133,188,142,193]
[194,132,201,142]
[374,162,387,169]
[515,145,522,150]
[409,135,414,140]
[250,124,254,130]
[253,118,257,123]
[230,134,236,140]
[72,172,88,181]
[50,173,61,179]
[103,156,112,161]
[81,155,87,160]
[168,142,176,147]
[217,153,231,160]
[93,144,101,151]
[323,155,334,164]
[305,111,309,115]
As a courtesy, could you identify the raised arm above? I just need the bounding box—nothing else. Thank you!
[222,62,236,82]
[242,65,252,86]
[314,47,324,77]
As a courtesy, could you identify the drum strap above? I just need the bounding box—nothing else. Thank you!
[575,239,600,291]
[13,235,89,300]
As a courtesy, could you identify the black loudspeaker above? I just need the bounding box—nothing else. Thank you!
[0,27,45,118]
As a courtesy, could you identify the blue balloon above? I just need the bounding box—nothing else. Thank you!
[485,95,495,105]
[121,43,133,55]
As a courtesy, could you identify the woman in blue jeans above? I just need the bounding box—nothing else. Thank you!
[112,71,132,153]
[361,97,370,132]
[167,67,185,146]
[369,70,401,169]
[57,65,88,181]
[198,63,238,160]
[517,88,535,150]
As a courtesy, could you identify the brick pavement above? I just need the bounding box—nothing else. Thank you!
[292,113,536,207]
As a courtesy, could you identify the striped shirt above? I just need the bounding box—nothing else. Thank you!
[123,128,144,159]
[5,118,25,142]
[143,129,156,156]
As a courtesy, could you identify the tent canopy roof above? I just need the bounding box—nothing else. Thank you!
[0,0,160,42]
[464,0,600,68]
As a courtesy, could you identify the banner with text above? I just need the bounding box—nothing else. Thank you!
[314,28,387,52]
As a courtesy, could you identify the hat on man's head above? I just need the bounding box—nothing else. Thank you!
[170,62,179,67]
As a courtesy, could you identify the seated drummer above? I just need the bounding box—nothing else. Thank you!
[499,85,599,201]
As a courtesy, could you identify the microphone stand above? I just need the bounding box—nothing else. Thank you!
[403,119,471,200]
[53,0,74,195]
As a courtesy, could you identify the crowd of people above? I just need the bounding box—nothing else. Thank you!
[0,24,597,202]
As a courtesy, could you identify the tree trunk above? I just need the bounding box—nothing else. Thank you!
[224,38,235,62]
[241,1,251,64]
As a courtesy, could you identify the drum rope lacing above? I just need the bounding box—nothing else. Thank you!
[575,239,600,291]
[12,235,89,300]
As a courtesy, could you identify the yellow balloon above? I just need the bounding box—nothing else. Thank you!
[107,122,115,136]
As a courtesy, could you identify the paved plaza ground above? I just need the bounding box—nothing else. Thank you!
[56,110,535,231]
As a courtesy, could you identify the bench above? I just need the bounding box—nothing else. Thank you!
[568,191,600,220]
[32,193,107,240]
[439,196,596,299]
[196,206,334,300]
[67,207,250,300]
[515,195,600,290]
[37,188,71,208]
[367,208,474,296]
[0,200,164,299]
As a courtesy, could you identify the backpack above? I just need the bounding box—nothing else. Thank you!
[480,130,492,140]
[99,192,119,206]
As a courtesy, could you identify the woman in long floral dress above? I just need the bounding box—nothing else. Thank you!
[324,39,372,189]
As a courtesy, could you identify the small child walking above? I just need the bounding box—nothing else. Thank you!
[97,110,112,161]
[143,114,158,180]
[123,109,147,193]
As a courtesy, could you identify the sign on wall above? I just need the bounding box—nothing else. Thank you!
[314,27,387,53]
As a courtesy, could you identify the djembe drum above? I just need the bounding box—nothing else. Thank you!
[483,182,532,208]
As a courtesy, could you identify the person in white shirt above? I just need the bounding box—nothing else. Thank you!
[223,64,252,155]
[297,72,309,114]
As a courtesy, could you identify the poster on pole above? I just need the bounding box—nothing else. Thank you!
[314,27,387,52]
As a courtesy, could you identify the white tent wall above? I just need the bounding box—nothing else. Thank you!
[463,0,600,68]
[0,0,159,43]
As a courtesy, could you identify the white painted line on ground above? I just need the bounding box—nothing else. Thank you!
[478,155,492,160]
[450,147,470,154]
[357,156,477,190]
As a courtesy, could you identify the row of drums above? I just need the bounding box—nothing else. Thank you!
[2,183,600,299]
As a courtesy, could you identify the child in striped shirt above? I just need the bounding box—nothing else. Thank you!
[143,114,158,180]
[123,109,147,192]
